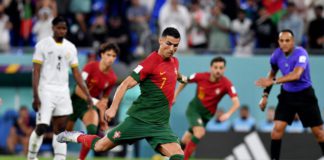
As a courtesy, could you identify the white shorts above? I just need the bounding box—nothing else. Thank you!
[36,89,72,125]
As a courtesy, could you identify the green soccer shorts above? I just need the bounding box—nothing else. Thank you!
[186,103,213,133]
[69,94,97,121]
[107,116,180,154]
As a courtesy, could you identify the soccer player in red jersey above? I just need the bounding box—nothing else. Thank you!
[57,27,188,160]
[173,57,240,160]
[66,42,118,160]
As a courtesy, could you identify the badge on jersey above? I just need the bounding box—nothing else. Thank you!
[113,131,121,139]
[299,55,306,63]
[104,82,109,89]
[231,86,237,94]
[189,73,196,80]
[134,65,143,74]
[81,71,89,80]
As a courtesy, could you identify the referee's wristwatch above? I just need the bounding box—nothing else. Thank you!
[262,93,269,98]
[272,79,278,85]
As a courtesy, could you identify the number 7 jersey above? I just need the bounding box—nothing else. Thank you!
[128,51,179,124]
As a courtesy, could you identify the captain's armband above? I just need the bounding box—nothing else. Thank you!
[177,75,188,84]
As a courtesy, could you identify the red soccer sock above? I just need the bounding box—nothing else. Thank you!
[184,136,200,160]
[79,144,91,160]
[77,135,100,149]
[79,125,98,159]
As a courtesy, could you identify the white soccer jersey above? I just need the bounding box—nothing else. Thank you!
[32,37,78,93]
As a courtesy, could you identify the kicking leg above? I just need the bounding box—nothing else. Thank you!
[57,130,117,152]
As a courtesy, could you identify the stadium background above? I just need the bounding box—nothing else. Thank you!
[1,0,324,159]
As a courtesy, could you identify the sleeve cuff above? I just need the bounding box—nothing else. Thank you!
[32,59,43,64]
[131,72,140,82]
[71,63,78,68]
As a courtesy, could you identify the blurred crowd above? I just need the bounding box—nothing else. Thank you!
[0,106,53,156]
[0,0,324,63]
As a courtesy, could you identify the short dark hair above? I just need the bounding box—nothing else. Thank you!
[52,16,68,26]
[98,41,120,56]
[161,27,180,39]
[210,56,226,66]
[279,29,294,37]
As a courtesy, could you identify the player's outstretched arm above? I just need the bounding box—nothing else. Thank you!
[257,70,277,111]
[255,69,277,88]
[97,97,109,131]
[105,76,138,122]
[272,67,304,84]
[72,67,93,107]
[32,63,41,112]
[219,97,240,122]
[257,66,304,89]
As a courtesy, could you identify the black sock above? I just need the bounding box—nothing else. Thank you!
[271,139,282,160]
[318,142,324,155]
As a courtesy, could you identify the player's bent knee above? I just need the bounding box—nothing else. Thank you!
[271,128,284,139]
[181,132,192,144]
[194,129,206,139]
[181,138,189,145]
[35,124,49,136]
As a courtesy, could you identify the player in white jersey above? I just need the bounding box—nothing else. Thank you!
[27,16,93,160]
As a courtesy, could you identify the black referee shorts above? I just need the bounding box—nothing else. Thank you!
[275,86,323,127]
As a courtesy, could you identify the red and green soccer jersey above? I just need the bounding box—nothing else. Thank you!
[82,61,117,98]
[188,72,237,114]
[128,51,179,124]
